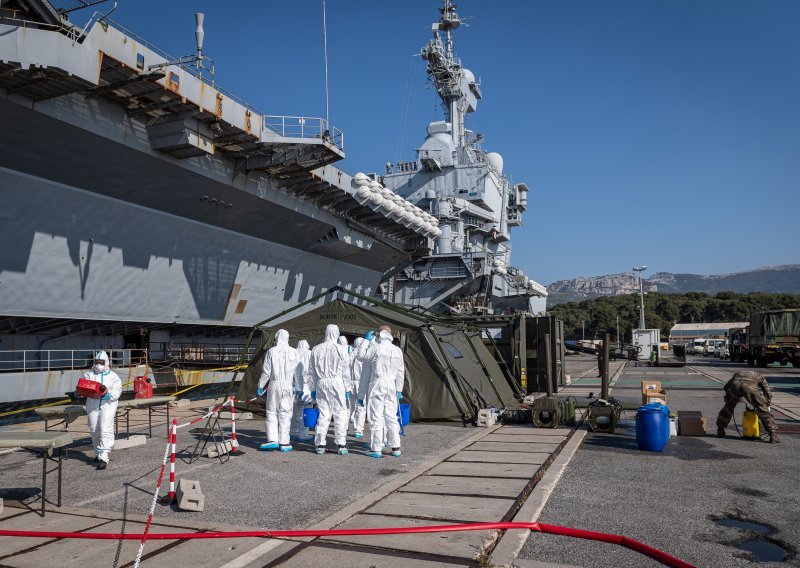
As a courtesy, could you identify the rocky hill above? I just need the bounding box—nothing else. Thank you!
[547,264,800,305]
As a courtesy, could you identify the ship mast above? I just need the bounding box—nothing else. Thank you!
[421,0,480,151]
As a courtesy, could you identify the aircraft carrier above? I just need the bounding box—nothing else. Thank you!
[0,0,545,403]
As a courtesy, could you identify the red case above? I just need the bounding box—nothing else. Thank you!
[134,376,153,399]
[76,378,106,399]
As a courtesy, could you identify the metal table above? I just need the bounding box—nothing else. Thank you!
[114,396,176,439]
[35,405,86,431]
[0,431,72,516]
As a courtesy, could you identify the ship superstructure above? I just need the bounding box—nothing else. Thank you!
[373,0,547,315]
[0,0,435,402]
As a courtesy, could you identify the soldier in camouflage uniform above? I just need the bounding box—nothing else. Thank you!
[716,370,779,443]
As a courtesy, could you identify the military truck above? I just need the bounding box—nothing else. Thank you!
[747,309,800,367]
[729,327,748,363]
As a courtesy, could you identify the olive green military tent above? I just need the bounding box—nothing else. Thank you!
[238,297,518,423]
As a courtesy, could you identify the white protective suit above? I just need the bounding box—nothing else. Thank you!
[349,337,367,435]
[359,330,405,453]
[83,351,122,464]
[257,330,299,446]
[290,340,313,440]
[309,324,350,449]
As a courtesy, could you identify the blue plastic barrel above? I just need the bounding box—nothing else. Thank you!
[643,402,670,445]
[399,403,411,426]
[302,407,319,428]
[636,405,668,451]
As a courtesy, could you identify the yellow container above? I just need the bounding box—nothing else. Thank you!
[742,409,760,439]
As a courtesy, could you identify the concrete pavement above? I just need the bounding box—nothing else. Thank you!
[515,355,800,568]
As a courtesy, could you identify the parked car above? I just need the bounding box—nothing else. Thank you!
[688,339,706,355]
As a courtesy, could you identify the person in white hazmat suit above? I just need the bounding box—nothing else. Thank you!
[257,329,299,452]
[358,326,405,458]
[309,324,351,455]
[82,351,122,470]
[350,337,367,438]
[290,339,314,442]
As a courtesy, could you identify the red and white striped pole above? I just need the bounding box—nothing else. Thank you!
[168,419,177,502]
[229,395,240,454]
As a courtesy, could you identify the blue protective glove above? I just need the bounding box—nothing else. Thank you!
[257,387,265,397]
[311,390,317,400]
[364,330,376,341]
[397,392,403,400]
[100,391,111,401]
[358,399,365,407]
[345,392,350,401]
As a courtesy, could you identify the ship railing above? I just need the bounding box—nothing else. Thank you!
[0,8,83,41]
[149,343,257,365]
[430,266,467,279]
[93,17,267,119]
[385,161,420,175]
[0,349,148,373]
[263,116,344,151]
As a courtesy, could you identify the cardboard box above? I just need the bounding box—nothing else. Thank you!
[678,411,706,436]
[641,380,666,405]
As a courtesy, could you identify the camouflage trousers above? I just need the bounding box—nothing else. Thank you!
[716,379,777,434]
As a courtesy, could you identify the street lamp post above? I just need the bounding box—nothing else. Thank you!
[581,320,585,340]
[633,265,648,330]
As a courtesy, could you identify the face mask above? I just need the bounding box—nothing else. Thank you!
[379,330,393,341]
[93,363,104,373]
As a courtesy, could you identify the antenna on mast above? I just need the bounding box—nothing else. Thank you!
[322,0,331,137]
[148,12,215,86]
[195,12,204,68]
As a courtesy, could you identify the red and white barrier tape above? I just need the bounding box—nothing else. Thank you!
[132,438,172,568]
[0,522,696,567]
[168,419,177,503]
[229,396,239,451]
[174,399,232,431]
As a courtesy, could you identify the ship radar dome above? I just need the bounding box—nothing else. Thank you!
[486,152,503,174]
[462,68,475,83]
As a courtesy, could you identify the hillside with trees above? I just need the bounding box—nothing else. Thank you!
[550,292,800,341]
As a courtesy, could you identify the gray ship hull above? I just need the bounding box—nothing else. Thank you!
[0,163,381,326]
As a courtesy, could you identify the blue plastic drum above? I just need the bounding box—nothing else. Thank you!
[399,403,411,426]
[643,402,670,445]
[636,405,669,452]
[302,407,319,428]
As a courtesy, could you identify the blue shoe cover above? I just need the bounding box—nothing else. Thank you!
[391,450,402,457]
[259,442,280,451]
[366,451,382,459]
[338,446,349,455]
[315,446,326,455]
[353,433,363,439]
[279,445,293,453]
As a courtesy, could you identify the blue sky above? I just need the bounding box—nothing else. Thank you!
[95,0,799,284]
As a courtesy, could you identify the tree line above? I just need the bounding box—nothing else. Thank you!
[550,292,800,342]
